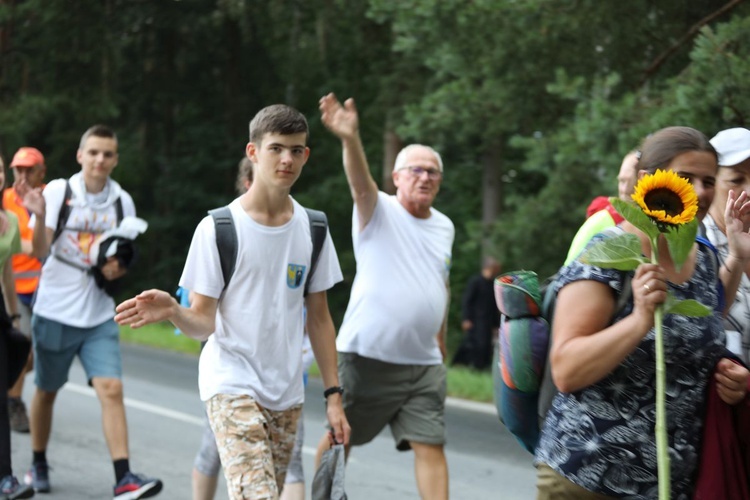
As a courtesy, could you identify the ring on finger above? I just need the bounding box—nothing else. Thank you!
[644,283,651,292]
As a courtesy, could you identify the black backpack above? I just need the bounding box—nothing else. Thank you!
[208,206,328,296]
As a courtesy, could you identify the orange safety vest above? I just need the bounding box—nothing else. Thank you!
[3,187,44,294]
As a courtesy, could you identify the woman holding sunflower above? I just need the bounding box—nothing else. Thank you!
[535,126,750,499]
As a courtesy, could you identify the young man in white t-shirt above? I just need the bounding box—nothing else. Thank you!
[22,125,162,499]
[116,104,350,499]
[315,93,454,500]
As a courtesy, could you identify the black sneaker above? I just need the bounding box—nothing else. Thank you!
[113,471,162,500]
[0,475,34,499]
[23,463,49,494]
[8,398,29,433]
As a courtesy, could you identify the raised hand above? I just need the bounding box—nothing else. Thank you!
[319,92,359,140]
[22,186,46,218]
[724,189,750,262]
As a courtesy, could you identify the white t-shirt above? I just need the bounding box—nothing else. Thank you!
[33,173,136,328]
[336,192,454,365]
[182,197,343,410]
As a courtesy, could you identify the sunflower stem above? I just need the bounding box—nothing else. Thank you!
[651,236,670,499]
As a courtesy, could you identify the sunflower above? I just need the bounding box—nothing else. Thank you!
[631,169,699,225]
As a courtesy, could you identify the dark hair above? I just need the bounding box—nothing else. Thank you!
[236,156,254,194]
[638,126,717,174]
[79,124,117,149]
[248,105,308,145]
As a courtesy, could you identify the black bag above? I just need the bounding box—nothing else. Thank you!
[5,327,31,387]
[91,236,138,296]
[0,298,31,387]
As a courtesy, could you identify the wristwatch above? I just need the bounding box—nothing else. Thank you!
[323,386,344,399]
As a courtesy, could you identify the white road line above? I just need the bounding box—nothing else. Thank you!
[63,382,323,457]
[64,382,205,426]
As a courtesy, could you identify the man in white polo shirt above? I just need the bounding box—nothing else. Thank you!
[315,93,454,500]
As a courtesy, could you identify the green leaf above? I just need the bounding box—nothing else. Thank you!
[579,232,645,271]
[663,218,698,271]
[664,298,712,317]
[610,198,661,240]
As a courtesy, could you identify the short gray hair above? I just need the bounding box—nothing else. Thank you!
[393,144,444,173]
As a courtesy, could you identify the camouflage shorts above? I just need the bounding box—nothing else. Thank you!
[206,393,302,500]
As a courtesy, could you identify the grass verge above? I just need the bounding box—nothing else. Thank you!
[120,323,495,403]
[306,361,494,402]
[119,322,202,355]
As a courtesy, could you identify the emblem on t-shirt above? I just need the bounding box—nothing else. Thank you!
[287,264,306,289]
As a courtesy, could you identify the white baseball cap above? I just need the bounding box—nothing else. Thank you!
[710,127,750,167]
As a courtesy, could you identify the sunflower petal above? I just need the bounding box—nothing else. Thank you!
[631,170,699,228]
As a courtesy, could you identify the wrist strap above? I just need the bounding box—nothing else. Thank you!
[323,386,344,399]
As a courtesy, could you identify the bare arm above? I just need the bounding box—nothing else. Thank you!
[551,264,667,393]
[115,289,218,341]
[319,93,378,231]
[305,290,350,445]
[2,258,18,320]
[437,283,450,359]
[20,240,33,255]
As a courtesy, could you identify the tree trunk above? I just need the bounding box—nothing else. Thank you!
[382,113,401,194]
[481,143,503,257]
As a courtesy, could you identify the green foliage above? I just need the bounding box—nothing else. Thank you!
[580,232,645,271]
[2,1,750,353]
[664,219,699,271]
[612,199,662,241]
[664,297,712,317]
[445,366,494,402]
[311,360,494,402]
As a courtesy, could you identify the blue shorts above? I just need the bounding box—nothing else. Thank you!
[32,315,122,392]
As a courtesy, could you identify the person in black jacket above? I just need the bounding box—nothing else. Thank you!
[452,257,501,370]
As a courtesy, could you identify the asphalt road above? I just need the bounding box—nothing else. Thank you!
[10,343,537,499]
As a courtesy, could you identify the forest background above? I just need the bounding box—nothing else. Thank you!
[1,0,749,356]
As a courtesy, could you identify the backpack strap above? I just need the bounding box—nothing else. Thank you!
[208,206,327,296]
[209,207,237,292]
[304,208,328,297]
[52,181,73,245]
[115,196,124,224]
[52,181,125,245]
[696,235,724,312]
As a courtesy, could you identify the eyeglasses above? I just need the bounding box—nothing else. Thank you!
[401,166,442,180]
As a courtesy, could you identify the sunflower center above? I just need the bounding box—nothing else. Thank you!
[643,188,685,216]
